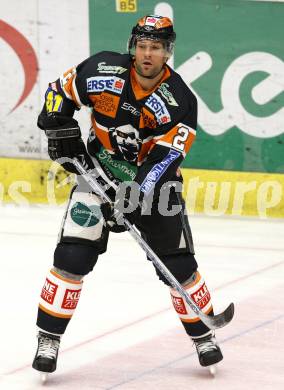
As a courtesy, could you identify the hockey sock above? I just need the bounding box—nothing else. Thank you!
[170,271,214,338]
[36,268,83,334]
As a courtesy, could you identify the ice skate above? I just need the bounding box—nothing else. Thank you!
[32,331,61,379]
[193,333,223,374]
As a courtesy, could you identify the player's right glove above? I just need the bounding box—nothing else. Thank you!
[100,190,141,233]
[100,201,128,233]
[38,112,94,174]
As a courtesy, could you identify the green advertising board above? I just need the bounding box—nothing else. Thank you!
[89,0,284,173]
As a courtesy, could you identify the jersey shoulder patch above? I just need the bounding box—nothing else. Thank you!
[77,51,131,77]
[156,68,197,111]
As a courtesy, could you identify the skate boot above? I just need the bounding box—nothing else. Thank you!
[32,331,61,373]
[193,333,223,368]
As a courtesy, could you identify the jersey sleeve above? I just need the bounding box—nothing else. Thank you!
[56,51,130,109]
[58,66,84,108]
[37,79,78,129]
[37,63,84,127]
[38,55,98,127]
[54,55,93,109]
[135,89,197,199]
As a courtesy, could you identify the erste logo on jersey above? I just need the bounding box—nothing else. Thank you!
[87,76,125,94]
[145,92,171,125]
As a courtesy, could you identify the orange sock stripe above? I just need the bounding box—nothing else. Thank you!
[180,305,213,323]
[39,303,73,319]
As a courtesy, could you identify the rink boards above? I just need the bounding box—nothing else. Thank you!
[1,0,283,220]
[0,157,283,218]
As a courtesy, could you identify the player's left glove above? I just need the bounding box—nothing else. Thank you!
[39,112,94,174]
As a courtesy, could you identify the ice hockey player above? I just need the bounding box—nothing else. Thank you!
[32,15,223,375]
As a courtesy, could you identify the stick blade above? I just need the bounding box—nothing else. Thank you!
[213,302,235,329]
[202,302,235,330]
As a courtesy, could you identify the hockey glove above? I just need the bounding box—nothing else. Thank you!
[100,195,141,233]
[42,113,94,174]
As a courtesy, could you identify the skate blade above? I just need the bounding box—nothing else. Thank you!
[40,372,49,383]
[208,364,217,376]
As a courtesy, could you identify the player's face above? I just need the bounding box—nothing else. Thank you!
[134,39,167,78]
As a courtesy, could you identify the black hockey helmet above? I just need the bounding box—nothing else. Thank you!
[128,15,176,56]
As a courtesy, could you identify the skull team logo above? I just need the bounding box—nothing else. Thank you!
[109,124,142,162]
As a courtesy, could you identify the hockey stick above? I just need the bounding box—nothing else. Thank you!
[72,158,234,330]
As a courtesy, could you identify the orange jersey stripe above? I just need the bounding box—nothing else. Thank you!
[69,76,80,107]
[138,138,157,163]
[155,124,196,155]
[184,132,196,154]
[155,125,180,150]
[139,108,156,129]
[155,125,176,145]
[60,67,81,107]
[91,118,114,151]
[61,67,76,99]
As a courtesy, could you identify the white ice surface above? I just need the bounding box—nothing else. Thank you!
[0,204,283,389]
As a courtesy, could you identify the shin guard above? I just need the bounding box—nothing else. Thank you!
[170,271,214,337]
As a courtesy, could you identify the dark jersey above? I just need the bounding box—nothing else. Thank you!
[44,51,197,197]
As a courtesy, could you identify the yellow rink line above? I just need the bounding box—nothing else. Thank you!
[0,158,283,218]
